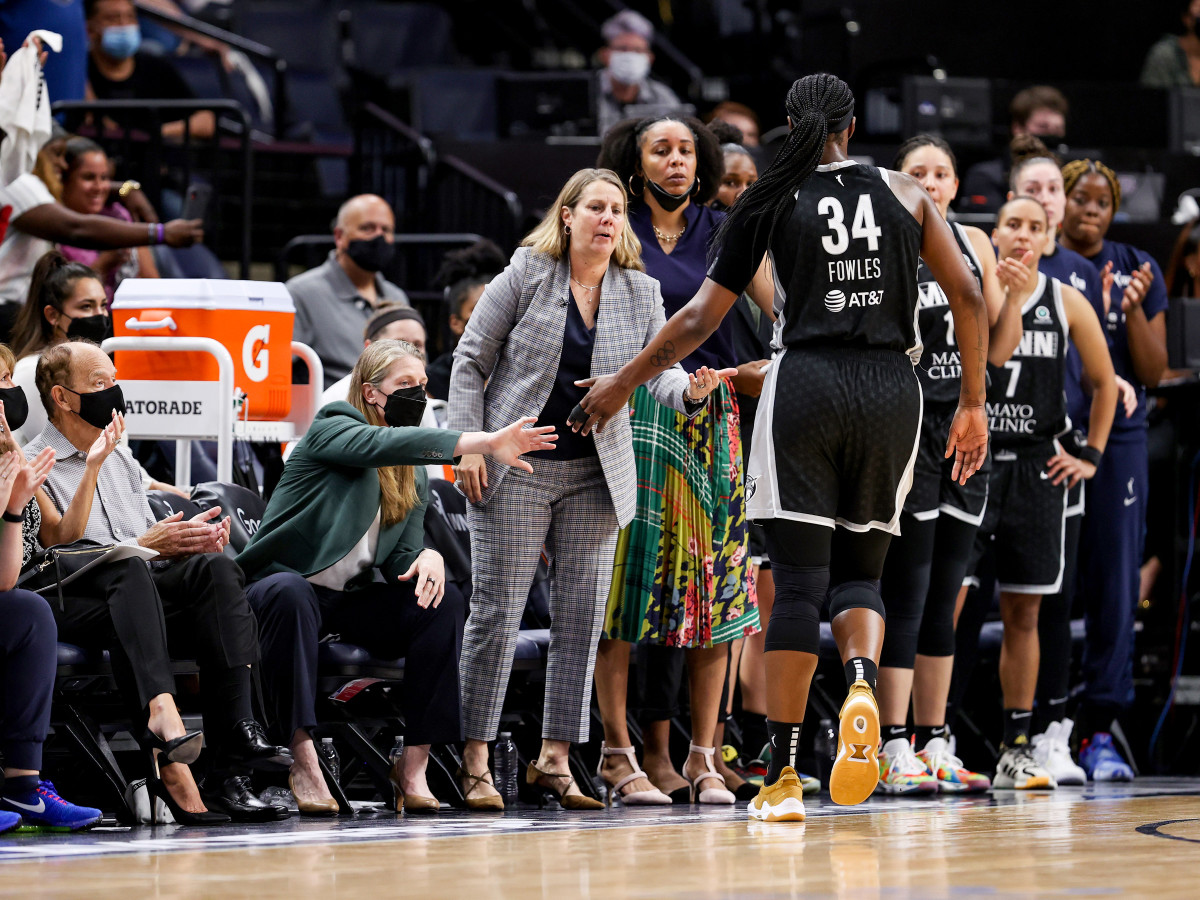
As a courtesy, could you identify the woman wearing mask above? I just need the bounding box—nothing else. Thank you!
[589,118,765,806]
[452,168,730,810]
[238,339,554,814]
[1058,158,1167,781]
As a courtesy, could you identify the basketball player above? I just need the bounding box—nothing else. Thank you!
[571,73,991,821]
[973,196,1117,789]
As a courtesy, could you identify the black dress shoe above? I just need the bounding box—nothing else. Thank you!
[222,719,294,771]
[201,774,290,823]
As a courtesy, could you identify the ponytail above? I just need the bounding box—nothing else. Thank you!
[11,250,99,360]
[711,74,855,258]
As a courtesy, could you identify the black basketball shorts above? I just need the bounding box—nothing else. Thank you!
[969,442,1068,595]
[903,401,989,525]
[745,346,922,535]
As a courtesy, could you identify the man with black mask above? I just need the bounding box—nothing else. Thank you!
[26,340,305,823]
[286,193,412,389]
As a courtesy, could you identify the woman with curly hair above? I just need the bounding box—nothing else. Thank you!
[589,116,768,806]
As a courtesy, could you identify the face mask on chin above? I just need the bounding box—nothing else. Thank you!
[644,175,695,212]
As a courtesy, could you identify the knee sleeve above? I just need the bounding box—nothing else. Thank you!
[829,579,885,620]
[763,563,828,654]
[880,562,931,669]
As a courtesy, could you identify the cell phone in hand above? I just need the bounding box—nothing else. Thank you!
[181,182,213,224]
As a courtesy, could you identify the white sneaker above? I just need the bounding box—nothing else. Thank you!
[1031,720,1087,787]
[993,738,1057,790]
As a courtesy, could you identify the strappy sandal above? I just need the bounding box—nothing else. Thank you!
[526,761,603,810]
[456,767,504,811]
[596,743,671,806]
[680,744,735,804]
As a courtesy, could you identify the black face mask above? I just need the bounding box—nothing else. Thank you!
[66,314,113,344]
[345,236,395,273]
[644,175,695,213]
[0,385,29,431]
[378,385,427,428]
[66,383,126,429]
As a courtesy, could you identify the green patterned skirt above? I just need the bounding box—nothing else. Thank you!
[602,379,759,647]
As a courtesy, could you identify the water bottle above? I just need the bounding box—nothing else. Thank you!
[814,718,837,788]
[494,732,519,808]
[318,736,341,784]
[389,735,405,771]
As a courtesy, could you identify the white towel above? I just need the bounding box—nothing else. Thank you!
[0,30,63,186]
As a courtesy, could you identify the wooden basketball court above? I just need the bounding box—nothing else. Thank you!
[2,779,1198,898]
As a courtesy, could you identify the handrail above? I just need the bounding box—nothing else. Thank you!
[440,156,523,224]
[51,99,254,278]
[134,0,289,137]
[359,103,437,168]
[275,232,486,283]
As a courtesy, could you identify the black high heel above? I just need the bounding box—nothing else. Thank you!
[146,753,230,826]
[142,728,204,766]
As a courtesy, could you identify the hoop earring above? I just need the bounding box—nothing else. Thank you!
[628,173,644,196]
[690,176,701,196]
[564,224,571,235]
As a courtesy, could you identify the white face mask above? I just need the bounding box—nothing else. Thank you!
[608,50,651,86]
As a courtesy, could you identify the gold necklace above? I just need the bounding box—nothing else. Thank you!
[653,222,686,243]
[571,276,602,292]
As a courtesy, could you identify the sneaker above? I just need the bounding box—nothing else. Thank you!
[1079,732,1134,782]
[917,737,991,793]
[876,737,938,795]
[829,679,881,805]
[0,781,103,831]
[1031,719,1087,786]
[747,766,806,822]
[0,811,21,834]
[742,746,820,794]
[993,738,1057,790]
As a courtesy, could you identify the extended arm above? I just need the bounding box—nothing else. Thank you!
[14,204,201,251]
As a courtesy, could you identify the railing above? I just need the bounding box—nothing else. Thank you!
[352,103,524,250]
[51,99,254,278]
[133,0,289,139]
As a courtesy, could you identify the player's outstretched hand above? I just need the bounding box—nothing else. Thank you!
[945,405,988,485]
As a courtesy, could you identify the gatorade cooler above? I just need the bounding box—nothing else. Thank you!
[112,279,295,419]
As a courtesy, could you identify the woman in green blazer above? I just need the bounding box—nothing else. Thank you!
[238,339,554,814]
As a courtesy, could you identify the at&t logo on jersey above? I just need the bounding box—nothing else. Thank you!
[825,290,846,312]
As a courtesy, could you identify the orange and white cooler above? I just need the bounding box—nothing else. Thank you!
[112,279,295,420]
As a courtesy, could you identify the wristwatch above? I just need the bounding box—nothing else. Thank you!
[118,180,141,200]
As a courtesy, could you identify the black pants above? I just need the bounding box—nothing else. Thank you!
[53,558,176,718]
[0,590,57,771]
[252,577,466,745]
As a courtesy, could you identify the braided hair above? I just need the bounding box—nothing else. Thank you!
[711,74,855,255]
[1061,158,1121,214]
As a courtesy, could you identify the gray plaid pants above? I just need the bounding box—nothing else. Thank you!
[460,456,618,743]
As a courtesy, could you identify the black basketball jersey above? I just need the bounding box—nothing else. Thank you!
[914,220,984,405]
[765,161,923,360]
[986,273,1069,448]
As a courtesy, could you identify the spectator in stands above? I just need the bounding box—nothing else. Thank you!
[1166,218,1199,297]
[0,349,229,824]
[84,0,215,140]
[426,240,506,402]
[1140,0,1200,88]
[958,86,1068,214]
[239,339,554,815]
[706,101,760,148]
[27,340,302,820]
[596,10,682,137]
[320,305,427,409]
[32,129,159,225]
[57,137,159,301]
[0,405,103,830]
[0,150,201,333]
[451,167,728,811]
[287,194,410,390]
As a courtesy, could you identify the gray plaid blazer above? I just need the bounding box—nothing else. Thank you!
[448,247,693,527]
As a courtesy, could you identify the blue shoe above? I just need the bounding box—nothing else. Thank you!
[1079,733,1134,782]
[0,781,103,831]
[0,811,21,834]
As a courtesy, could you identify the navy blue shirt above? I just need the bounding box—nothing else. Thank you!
[533,295,598,460]
[1039,244,1105,434]
[1081,240,1169,435]
[631,201,736,373]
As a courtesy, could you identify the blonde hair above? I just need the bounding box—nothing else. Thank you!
[346,340,423,526]
[521,168,644,271]
[0,344,15,455]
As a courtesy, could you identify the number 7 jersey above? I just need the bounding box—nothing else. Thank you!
[768,161,923,360]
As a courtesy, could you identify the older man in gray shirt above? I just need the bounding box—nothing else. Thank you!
[26,341,308,821]
[286,194,411,388]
